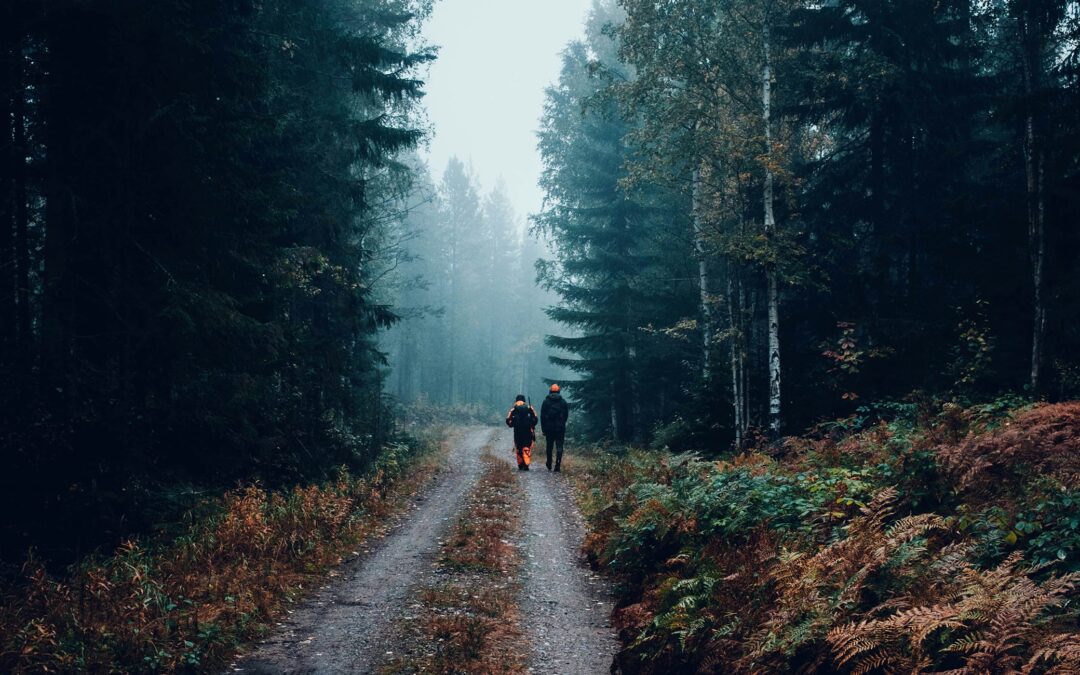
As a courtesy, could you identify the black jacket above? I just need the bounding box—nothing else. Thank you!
[540,393,569,435]
[506,403,538,444]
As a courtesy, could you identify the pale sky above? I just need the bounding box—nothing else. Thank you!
[420,0,592,223]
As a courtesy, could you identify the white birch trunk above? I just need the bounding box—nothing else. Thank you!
[763,14,782,437]
[692,166,713,379]
[727,267,744,448]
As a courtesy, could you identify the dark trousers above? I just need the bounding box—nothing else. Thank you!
[545,431,565,467]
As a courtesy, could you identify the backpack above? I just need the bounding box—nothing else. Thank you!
[545,395,567,427]
[511,405,533,430]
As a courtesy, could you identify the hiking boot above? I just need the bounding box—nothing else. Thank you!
[554,464,561,473]
[546,459,552,471]
[524,464,530,471]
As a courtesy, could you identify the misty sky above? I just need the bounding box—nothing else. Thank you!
[420,0,592,224]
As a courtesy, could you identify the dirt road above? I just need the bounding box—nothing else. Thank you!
[495,427,619,674]
[232,428,491,674]
[230,426,616,674]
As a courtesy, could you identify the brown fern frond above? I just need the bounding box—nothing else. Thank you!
[883,514,946,546]
[942,630,990,654]
[936,402,1080,496]
[884,605,966,644]
[854,487,900,531]
[828,620,882,664]
[848,650,894,675]
[1025,634,1080,674]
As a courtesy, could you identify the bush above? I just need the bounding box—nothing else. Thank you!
[0,435,436,673]
[581,400,1080,674]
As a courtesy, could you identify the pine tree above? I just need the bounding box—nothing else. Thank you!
[0,0,434,558]
[536,5,696,442]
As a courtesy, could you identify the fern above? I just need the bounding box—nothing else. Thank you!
[827,553,1079,673]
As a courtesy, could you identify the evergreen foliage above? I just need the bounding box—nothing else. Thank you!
[0,0,433,561]
[535,10,697,442]
[378,157,566,417]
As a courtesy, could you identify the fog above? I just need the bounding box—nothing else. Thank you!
[379,0,592,414]
[422,0,591,219]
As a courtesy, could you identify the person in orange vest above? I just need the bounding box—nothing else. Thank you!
[505,395,538,471]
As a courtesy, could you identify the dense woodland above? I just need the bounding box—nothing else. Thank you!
[0,0,439,561]
[537,0,1080,445]
[377,157,565,414]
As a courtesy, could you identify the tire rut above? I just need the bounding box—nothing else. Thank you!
[497,428,619,674]
[231,427,495,675]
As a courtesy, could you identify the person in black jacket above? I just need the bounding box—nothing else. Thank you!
[506,395,538,470]
[540,384,570,472]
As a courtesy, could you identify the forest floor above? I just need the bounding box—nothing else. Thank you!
[229,427,617,674]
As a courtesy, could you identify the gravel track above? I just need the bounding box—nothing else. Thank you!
[230,426,616,674]
[231,428,495,675]
[495,427,619,675]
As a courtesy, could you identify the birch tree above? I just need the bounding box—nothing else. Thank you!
[617,0,798,442]
[762,1,783,437]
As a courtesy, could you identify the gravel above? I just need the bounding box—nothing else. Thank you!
[229,428,494,675]
[497,428,619,675]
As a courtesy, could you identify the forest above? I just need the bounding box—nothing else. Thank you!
[0,0,1078,672]
[535,0,1080,446]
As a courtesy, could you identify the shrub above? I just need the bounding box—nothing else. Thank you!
[0,436,436,673]
[582,399,1080,674]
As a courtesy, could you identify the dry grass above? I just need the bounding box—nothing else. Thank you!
[0,437,444,674]
[383,449,527,675]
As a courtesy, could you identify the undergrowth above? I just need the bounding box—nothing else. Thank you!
[382,448,526,675]
[575,400,1080,673]
[0,434,442,673]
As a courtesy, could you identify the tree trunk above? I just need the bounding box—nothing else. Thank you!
[748,282,760,423]
[629,341,643,444]
[1020,14,1046,394]
[13,30,30,385]
[763,16,782,437]
[738,270,749,439]
[692,166,713,379]
[396,328,409,400]
[0,5,14,359]
[41,10,75,412]
[487,228,497,408]
[447,232,456,404]
[726,264,745,448]
[610,386,620,441]
[867,105,885,317]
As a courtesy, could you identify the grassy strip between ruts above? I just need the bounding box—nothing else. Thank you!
[381,446,526,675]
[0,432,449,674]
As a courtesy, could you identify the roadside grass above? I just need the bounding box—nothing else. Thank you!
[382,447,526,675]
[0,433,446,674]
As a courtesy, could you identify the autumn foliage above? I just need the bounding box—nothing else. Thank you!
[0,439,436,673]
[938,402,1080,495]
[577,401,1080,673]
